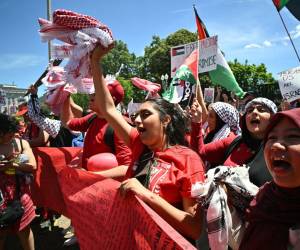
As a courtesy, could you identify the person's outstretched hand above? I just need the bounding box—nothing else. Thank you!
[28,84,38,95]
[91,43,114,62]
[190,98,202,123]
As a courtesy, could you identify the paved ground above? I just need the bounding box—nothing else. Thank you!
[4,215,80,250]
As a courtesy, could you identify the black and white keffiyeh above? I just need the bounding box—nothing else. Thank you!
[210,102,241,142]
[28,94,61,138]
[191,166,258,250]
[245,97,277,114]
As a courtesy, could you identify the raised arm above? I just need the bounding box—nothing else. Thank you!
[196,80,208,123]
[27,85,61,138]
[91,46,132,145]
[60,95,75,128]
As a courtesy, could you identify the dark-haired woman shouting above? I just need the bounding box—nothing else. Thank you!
[91,45,206,241]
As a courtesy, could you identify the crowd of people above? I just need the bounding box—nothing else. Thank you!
[0,44,299,250]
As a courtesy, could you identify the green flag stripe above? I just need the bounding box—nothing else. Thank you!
[273,0,290,10]
[209,64,245,98]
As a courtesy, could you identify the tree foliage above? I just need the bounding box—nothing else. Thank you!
[101,40,137,78]
[118,77,146,105]
[228,59,276,91]
[71,93,89,111]
[90,30,279,104]
[143,29,198,81]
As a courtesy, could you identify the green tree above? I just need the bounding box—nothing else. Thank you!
[71,93,89,111]
[143,29,198,81]
[101,40,137,78]
[228,59,276,91]
[118,77,146,105]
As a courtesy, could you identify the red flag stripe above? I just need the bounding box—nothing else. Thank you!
[193,6,210,40]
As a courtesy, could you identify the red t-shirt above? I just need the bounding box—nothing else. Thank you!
[68,113,132,169]
[126,128,205,205]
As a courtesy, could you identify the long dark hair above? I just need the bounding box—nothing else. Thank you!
[145,98,188,146]
[0,114,19,135]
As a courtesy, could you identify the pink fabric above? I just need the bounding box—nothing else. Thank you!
[45,85,75,115]
[87,153,118,172]
[131,77,161,94]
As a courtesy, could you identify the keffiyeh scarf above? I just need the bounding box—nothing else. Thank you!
[191,166,258,250]
[211,102,241,142]
[245,97,277,114]
[38,9,114,91]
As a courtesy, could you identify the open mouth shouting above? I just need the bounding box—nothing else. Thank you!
[271,155,291,175]
[250,117,260,126]
[137,126,146,134]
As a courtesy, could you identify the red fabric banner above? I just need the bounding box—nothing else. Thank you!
[32,148,197,250]
[31,147,82,215]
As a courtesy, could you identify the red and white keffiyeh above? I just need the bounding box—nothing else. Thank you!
[38,9,114,92]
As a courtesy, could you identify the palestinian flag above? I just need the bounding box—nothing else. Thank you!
[163,49,198,108]
[193,6,245,98]
[273,0,290,10]
[171,46,185,56]
[286,0,300,21]
[273,0,300,21]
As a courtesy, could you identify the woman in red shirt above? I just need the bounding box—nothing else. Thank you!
[91,45,205,240]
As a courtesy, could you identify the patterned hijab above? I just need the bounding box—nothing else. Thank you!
[245,97,277,114]
[210,102,241,141]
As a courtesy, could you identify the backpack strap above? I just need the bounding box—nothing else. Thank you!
[104,125,115,153]
[87,113,98,125]
[223,135,242,162]
[19,139,24,154]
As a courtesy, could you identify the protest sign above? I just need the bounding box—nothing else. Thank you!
[198,36,218,73]
[170,41,198,77]
[204,87,215,103]
[278,66,300,102]
[170,36,218,77]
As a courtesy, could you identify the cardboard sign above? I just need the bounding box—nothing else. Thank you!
[198,36,218,73]
[204,87,215,103]
[278,66,300,102]
[170,41,198,77]
[170,36,218,77]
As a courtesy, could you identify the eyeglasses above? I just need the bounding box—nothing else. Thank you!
[246,105,270,114]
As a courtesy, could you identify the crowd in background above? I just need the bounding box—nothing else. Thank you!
[0,44,299,250]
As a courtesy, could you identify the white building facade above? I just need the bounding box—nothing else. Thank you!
[0,84,28,115]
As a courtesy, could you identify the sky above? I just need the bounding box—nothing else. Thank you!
[0,0,299,93]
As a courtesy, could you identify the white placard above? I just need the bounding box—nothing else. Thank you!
[170,41,198,77]
[170,36,218,77]
[198,36,218,73]
[278,66,300,102]
[204,87,215,103]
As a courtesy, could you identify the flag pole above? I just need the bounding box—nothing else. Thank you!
[47,0,52,62]
[276,9,300,63]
